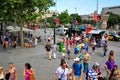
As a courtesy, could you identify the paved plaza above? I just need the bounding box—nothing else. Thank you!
[0,29,120,80]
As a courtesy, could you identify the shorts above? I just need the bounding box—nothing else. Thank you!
[67,50,71,54]
[92,47,95,51]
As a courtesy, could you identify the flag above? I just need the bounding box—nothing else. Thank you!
[86,24,93,34]
[94,11,97,21]
[55,18,59,24]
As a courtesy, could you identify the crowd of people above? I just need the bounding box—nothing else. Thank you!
[1,31,39,49]
[44,33,120,80]
[0,31,120,80]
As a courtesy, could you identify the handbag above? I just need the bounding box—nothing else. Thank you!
[58,69,65,80]
[5,72,10,80]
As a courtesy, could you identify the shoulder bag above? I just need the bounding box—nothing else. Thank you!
[58,69,65,80]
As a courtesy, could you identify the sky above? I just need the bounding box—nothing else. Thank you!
[50,0,120,15]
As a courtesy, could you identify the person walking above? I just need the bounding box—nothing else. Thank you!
[23,63,35,80]
[85,41,89,52]
[82,50,90,74]
[81,40,86,53]
[103,41,108,57]
[53,62,70,80]
[45,39,52,60]
[72,57,84,80]
[108,50,114,58]
[66,38,71,59]
[104,56,115,78]
[0,67,4,80]
[86,64,99,80]
[6,62,17,80]
[91,38,96,54]
[74,43,80,58]
[109,65,119,80]
[52,43,58,59]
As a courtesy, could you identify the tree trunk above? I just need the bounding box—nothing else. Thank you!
[19,16,24,47]
[20,24,24,46]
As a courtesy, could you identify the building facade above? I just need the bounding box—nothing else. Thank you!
[101,6,120,15]
[80,13,94,20]
[42,10,59,19]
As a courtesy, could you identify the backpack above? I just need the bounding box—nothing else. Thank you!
[74,46,79,54]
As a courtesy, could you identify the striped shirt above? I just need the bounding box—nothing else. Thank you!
[87,69,98,80]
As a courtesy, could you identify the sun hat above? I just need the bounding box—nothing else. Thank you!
[74,57,80,61]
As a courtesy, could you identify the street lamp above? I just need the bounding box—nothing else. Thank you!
[44,19,47,33]
[96,0,99,29]
[52,12,56,44]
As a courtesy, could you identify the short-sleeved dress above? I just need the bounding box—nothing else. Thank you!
[9,68,16,80]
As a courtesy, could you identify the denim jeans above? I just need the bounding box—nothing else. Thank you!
[83,62,89,74]
[103,47,107,56]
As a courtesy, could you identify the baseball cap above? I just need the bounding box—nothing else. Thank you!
[74,57,80,61]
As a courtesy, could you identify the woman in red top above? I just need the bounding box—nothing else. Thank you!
[66,38,71,59]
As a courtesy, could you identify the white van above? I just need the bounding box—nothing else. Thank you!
[55,28,68,35]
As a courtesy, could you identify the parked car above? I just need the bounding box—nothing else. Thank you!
[108,34,120,41]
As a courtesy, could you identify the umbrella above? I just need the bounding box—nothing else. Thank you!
[6,26,14,30]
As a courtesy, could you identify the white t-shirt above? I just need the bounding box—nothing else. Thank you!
[56,67,69,80]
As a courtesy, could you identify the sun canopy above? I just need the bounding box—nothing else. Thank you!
[88,30,106,34]
[6,26,33,32]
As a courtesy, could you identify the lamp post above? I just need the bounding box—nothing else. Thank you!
[96,0,99,29]
[44,19,47,33]
[52,12,56,44]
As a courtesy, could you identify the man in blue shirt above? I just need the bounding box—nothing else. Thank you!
[72,57,84,80]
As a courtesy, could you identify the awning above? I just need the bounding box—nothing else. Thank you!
[88,30,106,34]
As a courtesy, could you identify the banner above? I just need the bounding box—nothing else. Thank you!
[94,12,97,21]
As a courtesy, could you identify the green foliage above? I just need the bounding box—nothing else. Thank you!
[107,12,120,27]
[0,0,55,24]
[58,10,70,24]
[70,13,82,23]
[46,17,53,25]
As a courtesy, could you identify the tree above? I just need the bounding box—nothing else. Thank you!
[107,12,120,28]
[58,10,70,24]
[70,13,82,24]
[0,0,55,46]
